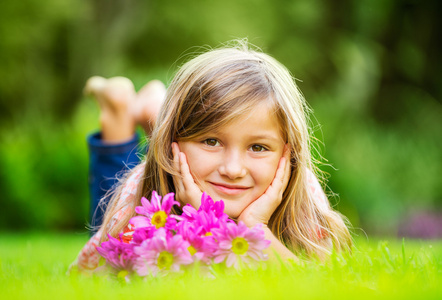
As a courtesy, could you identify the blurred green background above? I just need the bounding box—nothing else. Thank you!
[0,0,441,237]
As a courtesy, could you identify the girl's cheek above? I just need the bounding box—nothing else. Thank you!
[260,156,280,174]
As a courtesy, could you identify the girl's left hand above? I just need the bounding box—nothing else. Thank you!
[238,144,291,227]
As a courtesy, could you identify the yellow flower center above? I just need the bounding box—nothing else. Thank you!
[231,237,249,255]
[151,211,167,229]
[188,245,197,256]
[117,269,129,279]
[157,251,174,269]
[205,232,212,236]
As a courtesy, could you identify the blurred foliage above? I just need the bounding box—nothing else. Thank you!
[0,0,441,234]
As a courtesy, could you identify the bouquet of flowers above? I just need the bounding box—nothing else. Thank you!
[96,191,271,279]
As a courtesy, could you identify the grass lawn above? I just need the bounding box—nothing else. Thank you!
[1,232,441,299]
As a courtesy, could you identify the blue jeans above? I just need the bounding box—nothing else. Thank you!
[88,132,144,233]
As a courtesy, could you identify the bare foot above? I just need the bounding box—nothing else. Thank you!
[131,80,166,135]
[85,76,137,143]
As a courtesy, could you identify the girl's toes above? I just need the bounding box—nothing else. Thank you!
[101,77,136,108]
[137,80,166,100]
[106,77,135,92]
[84,76,106,96]
[133,80,166,132]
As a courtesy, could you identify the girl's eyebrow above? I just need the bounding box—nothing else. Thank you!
[209,130,284,142]
[247,134,284,142]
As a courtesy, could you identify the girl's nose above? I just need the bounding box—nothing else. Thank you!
[219,150,247,179]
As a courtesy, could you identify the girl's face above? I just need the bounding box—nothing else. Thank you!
[178,102,286,218]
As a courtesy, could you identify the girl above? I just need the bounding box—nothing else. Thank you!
[71,42,351,272]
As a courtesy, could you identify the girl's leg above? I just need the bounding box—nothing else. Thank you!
[85,76,165,231]
[132,79,166,136]
[86,76,137,143]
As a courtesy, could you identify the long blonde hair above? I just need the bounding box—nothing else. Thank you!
[100,41,352,257]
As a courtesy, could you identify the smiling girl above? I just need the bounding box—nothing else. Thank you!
[71,42,351,272]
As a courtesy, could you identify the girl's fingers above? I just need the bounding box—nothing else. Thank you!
[171,142,184,192]
[171,142,179,170]
[272,157,286,200]
[273,157,286,186]
[282,144,291,189]
[171,142,203,203]
[179,152,204,200]
[265,144,291,202]
[178,152,196,190]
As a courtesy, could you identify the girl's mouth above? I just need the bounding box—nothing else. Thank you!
[208,182,250,196]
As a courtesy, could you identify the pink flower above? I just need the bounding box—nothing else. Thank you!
[97,192,272,278]
[177,221,216,264]
[136,191,179,216]
[130,224,157,246]
[212,222,271,269]
[182,193,228,223]
[133,228,193,276]
[199,193,226,219]
[96,234,137,273]
[129,216,151,229]
[182,193,232,236]
[134,191,180,230]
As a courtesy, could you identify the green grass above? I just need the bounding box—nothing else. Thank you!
[1,232,441,299]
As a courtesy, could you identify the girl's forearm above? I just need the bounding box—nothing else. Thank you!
[263,226,299,262]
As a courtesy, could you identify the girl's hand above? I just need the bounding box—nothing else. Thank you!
[238,144,291,227]
[171,142,203,206]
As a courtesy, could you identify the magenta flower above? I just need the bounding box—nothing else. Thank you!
[135,191,180,230]
[177,221,216,264]
[133,228,193,276]
[97,192,272,278]
[212,222,271,269]
[182,193,228,222]
[130,224,157,246]
[136,191,179,216]
[182,193,231,237]
[129,216,151,228]
[96,234,137,273]
[199,193,226,219]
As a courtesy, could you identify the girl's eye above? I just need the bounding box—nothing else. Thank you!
[250,144,266,152]
[204,139,219,147]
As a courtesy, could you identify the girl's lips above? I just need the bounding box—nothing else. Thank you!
[209,182,250,196]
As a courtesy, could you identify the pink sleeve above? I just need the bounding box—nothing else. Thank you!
[306,168,329,211]
[69,163,145,273]
[306,168,330,240]
[69,231,102,273]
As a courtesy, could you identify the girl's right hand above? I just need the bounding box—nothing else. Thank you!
[171,142,203,207]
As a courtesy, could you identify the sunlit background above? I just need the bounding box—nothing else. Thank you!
[1,0,441,238]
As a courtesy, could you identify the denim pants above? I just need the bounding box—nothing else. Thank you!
[87,132,144,233]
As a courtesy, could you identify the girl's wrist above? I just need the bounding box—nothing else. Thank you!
[239,214,268,228]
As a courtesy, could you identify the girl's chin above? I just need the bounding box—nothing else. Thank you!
[199,189,254,219]
[215,198,247,219]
